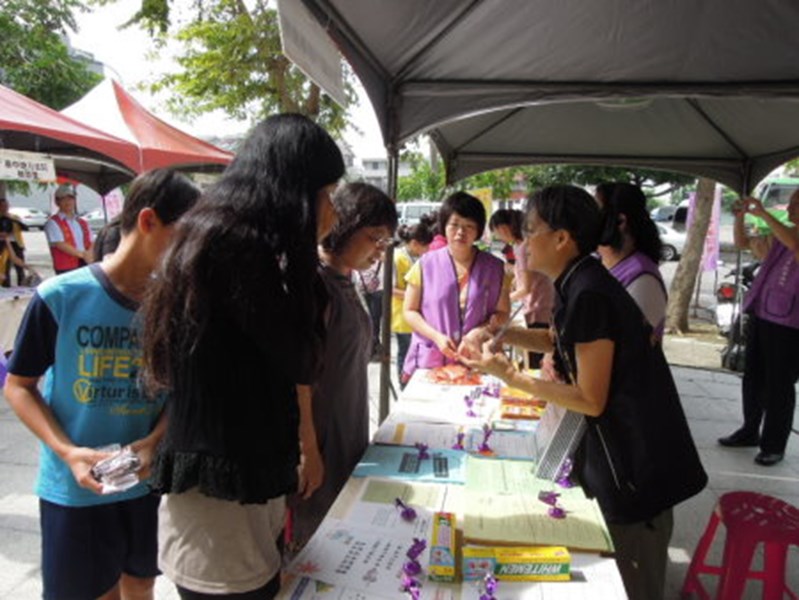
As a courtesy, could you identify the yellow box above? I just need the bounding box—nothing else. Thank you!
[428,512,457,582]
[462,546,571,581]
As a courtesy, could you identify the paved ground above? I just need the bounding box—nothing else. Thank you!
[2,232,797,598]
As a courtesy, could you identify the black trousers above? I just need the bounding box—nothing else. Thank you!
[741,315,799,454]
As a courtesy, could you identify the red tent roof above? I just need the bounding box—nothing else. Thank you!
[0,84,141,174]
[62,79,234,173]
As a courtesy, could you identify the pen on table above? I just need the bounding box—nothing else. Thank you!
[488,303,525,352]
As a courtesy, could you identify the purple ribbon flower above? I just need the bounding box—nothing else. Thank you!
[555,457,574,488]
[400,572,421,598]
[403,559,422,576]
[464,394,477,417]
[482,382,500,398]
[406,537,427,560]
[452,431,466,450]
[415,442,430,460]
[538,490,561,506]
[479,572,499,600]
[478,423,493,453]
[395,497,417,522]
[548,505,567,519]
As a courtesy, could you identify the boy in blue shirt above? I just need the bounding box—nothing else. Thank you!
[4,170,199,600]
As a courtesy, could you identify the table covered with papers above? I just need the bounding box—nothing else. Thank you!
[279,368,627,599]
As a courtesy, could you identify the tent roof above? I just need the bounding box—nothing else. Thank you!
[0,84,138,193]
[430,96,799,191]
[302,0,799,191]
[62,79,234,173]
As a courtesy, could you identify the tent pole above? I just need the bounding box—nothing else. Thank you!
[378,146,400,423]
[723,166,752,370]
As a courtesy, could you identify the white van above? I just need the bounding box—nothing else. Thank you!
[397,201,440,226]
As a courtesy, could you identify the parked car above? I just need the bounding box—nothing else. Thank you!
[397,201,440,226]
[658,223,686,261]
[650,205,677,223]
[8,207,49,230]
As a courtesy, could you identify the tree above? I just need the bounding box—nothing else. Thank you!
[108,0,355,136]
[526,164,695,203]
[665,177,716,333]
[0,0,102,108]
[396,151,446,202]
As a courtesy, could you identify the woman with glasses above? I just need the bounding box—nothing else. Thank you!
[401,191,510,381]
[289,182,398,551]
[459,185,706,600]
[489,208,555,368]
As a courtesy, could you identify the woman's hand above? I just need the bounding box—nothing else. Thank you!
[743,197,768,218]
[434,332,459,360]
[459,327,492,358]
[460,340,514,381]
[297,446,325,500]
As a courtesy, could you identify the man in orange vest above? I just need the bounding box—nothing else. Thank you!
[44,184,94,275]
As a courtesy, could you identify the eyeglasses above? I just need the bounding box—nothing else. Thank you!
[366,232,393,248]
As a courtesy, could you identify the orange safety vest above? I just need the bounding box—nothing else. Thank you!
[50,214,91,272]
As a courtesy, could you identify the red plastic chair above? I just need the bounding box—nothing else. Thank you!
[682,491,799,599]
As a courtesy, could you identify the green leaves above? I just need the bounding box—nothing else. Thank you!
[0,0,101,109]
[127,0,353,136]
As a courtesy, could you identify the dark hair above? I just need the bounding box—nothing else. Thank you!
[596,182,663,264]
[322,182,398,253]
[438,191,487,238]
[526,185,602,256]
[119,169,200,234]
[398,212,435,245]
[488,208,524,241]
[141,114,344,393]
[92,217,122,261]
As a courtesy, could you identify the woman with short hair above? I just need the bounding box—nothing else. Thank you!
[460,185,707,600]
[402,191,510,380]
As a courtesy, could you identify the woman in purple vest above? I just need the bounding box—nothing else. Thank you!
[718,191,799,466]
[402,192,510,380]
[596,183,668,342]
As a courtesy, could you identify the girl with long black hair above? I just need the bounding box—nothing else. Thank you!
[140,114,345,599]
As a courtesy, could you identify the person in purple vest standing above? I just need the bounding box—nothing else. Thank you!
[402,192,510,381]
[595,183,668,342]
[718,191,799,466]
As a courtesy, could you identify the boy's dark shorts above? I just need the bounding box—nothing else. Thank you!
[40,493,160,600]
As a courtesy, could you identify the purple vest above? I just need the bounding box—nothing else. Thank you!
[743,239,799,330]
[402,247,504,377]
[609,251,667,339]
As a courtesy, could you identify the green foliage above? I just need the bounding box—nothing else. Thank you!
[396,152,446,202]
[0,0,102,108]
[119,0,354,136]
[397,149,697,205]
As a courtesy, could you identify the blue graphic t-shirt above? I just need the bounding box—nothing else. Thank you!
[8,264,164,507]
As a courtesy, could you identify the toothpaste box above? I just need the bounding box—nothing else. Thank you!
[428,512,457,582]
[462,546,571,581]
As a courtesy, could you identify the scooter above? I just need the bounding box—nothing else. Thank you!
[715,261,759,337]
[717,260,759,372]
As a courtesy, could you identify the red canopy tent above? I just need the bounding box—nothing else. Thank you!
[0,84,138,193]
[62,79,234,173]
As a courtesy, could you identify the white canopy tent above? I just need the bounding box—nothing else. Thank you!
[299,0,799,416]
